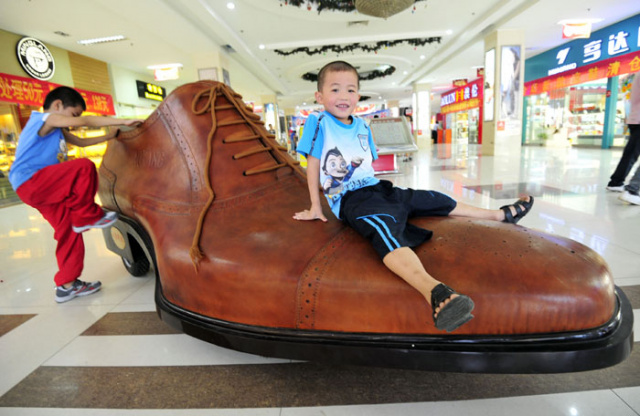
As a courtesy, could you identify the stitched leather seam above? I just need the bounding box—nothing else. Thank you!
[158,105,201,193]
[295,231,348,329]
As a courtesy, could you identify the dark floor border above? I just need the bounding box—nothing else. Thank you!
[0,349,639,409]
[0,314,36,337]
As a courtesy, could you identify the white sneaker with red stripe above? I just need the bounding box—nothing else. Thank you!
[72,211,118,233]
[55,279,102,303]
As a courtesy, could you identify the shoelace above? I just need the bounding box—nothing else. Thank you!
[188,83,304,271]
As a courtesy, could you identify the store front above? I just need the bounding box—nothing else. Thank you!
[523,13,640,148]
[0,30,119,206]
[0,72,116,175]
[440,78,484,145]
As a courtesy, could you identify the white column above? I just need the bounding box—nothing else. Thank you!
[481,29,524,157]
[412,83,432,148]
[192,51,228,83]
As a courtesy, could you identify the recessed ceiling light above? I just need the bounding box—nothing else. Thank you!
[77,35,126,45]
[259,44,266,50]
[147,63,183,70]
[227,2,235,9]
[557,18,602,24]
[445,30,453,35]
[420,55,426,60]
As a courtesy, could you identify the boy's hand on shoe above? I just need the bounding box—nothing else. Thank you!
[293,207,327,222]
[122,119,144,127]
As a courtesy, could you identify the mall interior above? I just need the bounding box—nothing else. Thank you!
[1,1,640,415]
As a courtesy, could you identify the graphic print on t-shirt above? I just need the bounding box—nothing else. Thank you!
[322,146,364,198]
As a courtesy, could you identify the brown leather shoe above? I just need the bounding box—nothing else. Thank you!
[98,81,632,372]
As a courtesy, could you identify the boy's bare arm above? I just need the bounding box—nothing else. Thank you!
[62,128,119,147]
[293,156,327,222]
[46,114,142,129]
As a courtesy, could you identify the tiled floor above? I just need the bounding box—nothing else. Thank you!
[1,142,639,416]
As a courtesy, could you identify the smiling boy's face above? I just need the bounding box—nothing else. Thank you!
[315,70,360,124]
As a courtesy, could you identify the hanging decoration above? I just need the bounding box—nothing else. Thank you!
[302,66,396,83]
[355,0,414,19]
[279,0,426,14]
[275,37,441,57]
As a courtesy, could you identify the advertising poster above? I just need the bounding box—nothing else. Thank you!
[483,48,495,121]
[500,45,522,120]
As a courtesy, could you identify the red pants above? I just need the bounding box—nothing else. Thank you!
[16,158,104,286]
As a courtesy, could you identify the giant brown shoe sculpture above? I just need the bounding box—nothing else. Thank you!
[98,81,633,373]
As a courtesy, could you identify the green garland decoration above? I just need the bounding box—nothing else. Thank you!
[275,37,441,57]
[280,0,427,14]
[302,66,396,83]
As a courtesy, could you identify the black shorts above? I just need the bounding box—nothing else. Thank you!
[339,180,457,258]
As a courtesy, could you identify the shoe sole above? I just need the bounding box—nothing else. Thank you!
[72,217,118,233]
[435,296,475,332]
[619,195,640,205]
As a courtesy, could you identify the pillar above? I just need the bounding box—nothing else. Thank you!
[412,83,431,147]
[261,94,280,141]
[387,99,400,117]
[481,29,525,157]
[193,51,229,84]
[602,76,619,149]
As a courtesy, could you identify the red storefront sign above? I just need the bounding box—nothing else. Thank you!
[0,72,116,115]
[524,52,640,96]
[440,78,484,114]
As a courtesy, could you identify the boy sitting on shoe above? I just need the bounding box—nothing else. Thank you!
[293,61,533,332]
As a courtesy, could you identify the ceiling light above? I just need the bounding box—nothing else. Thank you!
[227,2,235,9]
[259,44,266,50]
[420,55,426,60]
[445,30,453,35]
[557,18,602,24]
[147,63,183,70]
[77,35,126,45]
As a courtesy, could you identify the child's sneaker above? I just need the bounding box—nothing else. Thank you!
[619,191,640,205]
[606,185,625,192]
[55,279,102,303]
[72,211,118,233]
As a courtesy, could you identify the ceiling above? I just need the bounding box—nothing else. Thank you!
[1,0,638,109]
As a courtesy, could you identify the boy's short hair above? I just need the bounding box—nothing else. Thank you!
[317,61,360,91]
[43,86,87,111]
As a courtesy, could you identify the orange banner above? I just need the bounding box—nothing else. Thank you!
[525,52,640,96]
[0,72,115,115]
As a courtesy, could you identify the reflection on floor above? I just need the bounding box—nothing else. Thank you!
[1,144,639,416]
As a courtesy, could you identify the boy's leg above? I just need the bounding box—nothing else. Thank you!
[450,197,532,222]
[383,247,452,312]
[17,174,85,286]
[15,159,104,286]
[41,202,85,286]
[449,201,503,221]
[383,247,437,302]
[19,159,104,227]
[383,247,474,332]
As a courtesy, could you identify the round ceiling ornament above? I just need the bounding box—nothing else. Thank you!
[354,0,414,18]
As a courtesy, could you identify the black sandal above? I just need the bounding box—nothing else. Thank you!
[501,196,534,224]
[431,283,474,332]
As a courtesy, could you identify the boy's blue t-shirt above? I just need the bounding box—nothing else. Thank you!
[9,111,68,191]
[297,111,379,218]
